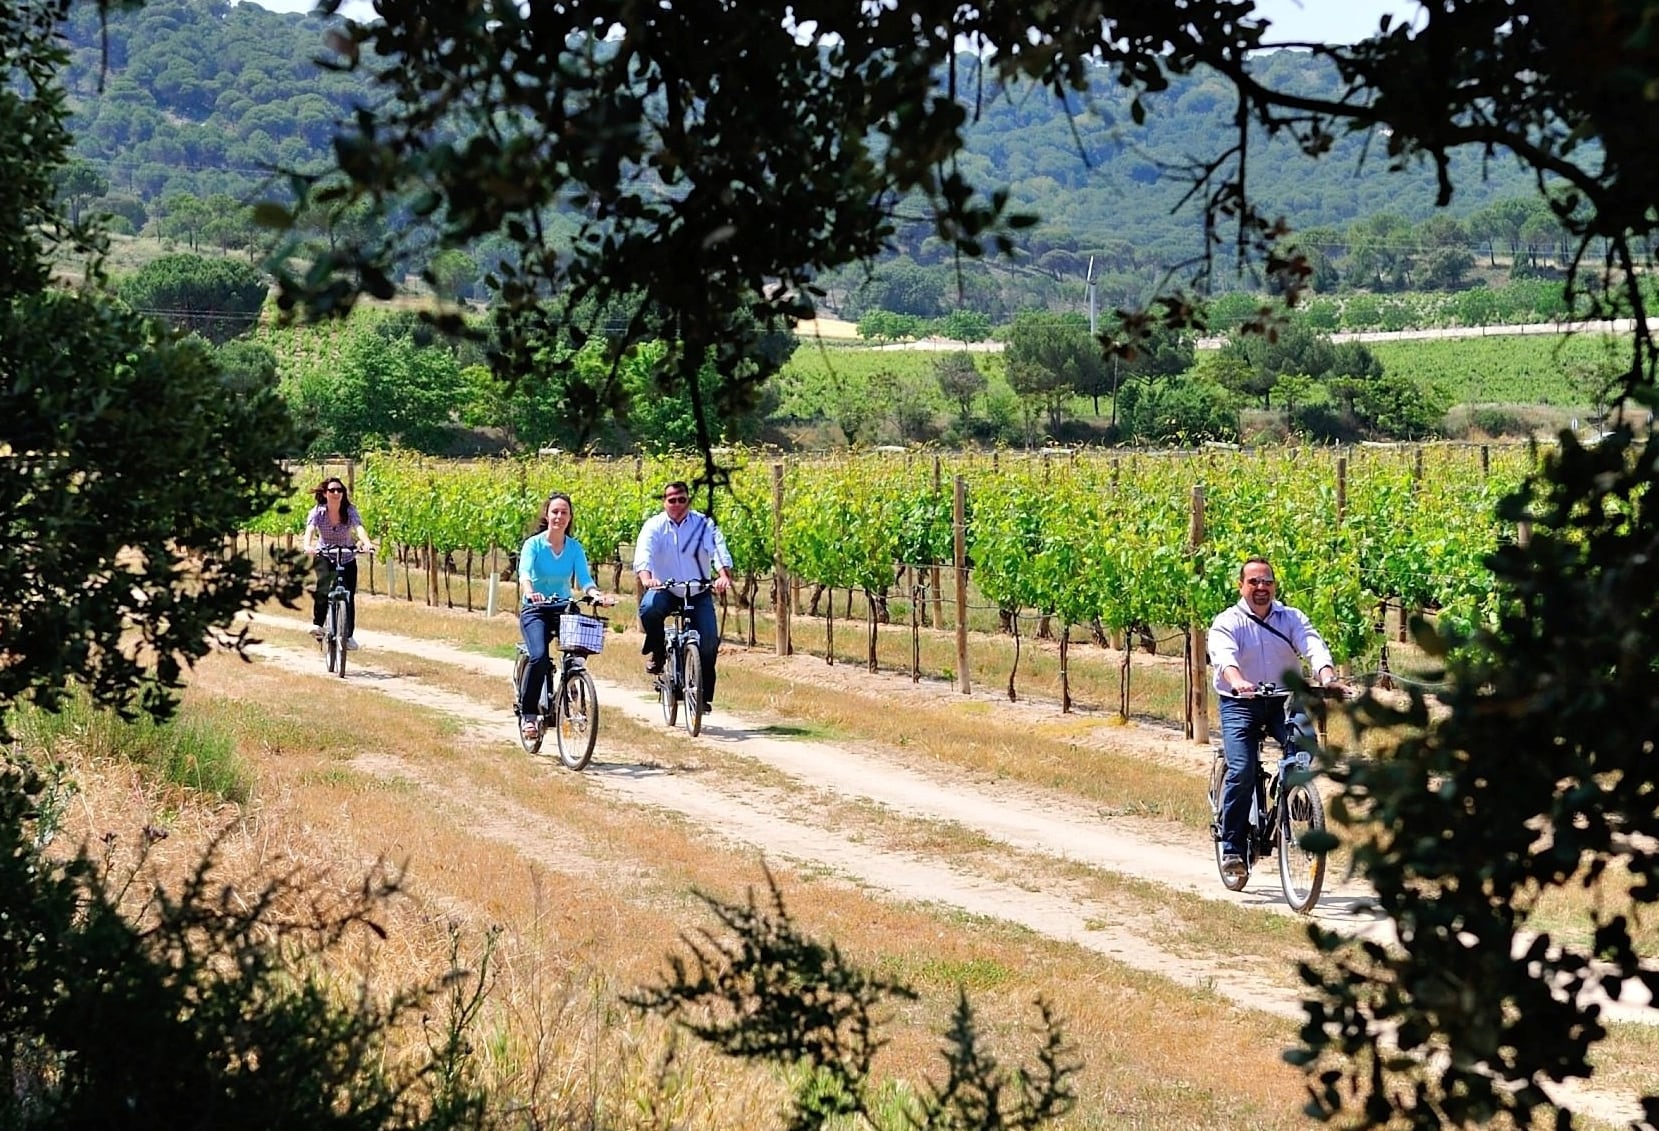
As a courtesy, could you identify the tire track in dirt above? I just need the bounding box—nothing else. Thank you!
[248,632,1313,1022]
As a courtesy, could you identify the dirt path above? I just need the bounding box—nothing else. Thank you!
[245,613,1649,1124]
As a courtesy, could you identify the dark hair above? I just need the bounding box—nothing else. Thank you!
[1238,556,1274,580]
[313,477,351,515]
[530,491,575,537]
[663,481,690,499]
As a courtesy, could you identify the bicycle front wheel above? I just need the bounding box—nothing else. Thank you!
[554,668,599,771]
[1278,780,1328,912]
[325,602,345,677]
[660,656,678,727]
[1208,755,1248,892]
[680,646,703,738]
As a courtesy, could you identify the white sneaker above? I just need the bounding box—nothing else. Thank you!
[309,624,325,639]
[344,637,360,651]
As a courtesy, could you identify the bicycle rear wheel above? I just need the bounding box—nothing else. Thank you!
[1208,755,1248,891]
[512,654,543,755]
[554,668,599,771]
[681,646,703,737]
[1278,780,1328,912]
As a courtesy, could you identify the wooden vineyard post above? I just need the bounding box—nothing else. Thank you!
[773,462,791,656]
[1336,455,1347,527]
[1189,484,1209,745]
[486,544,499,618]
[954,476,970,695]
[931,455,945,630]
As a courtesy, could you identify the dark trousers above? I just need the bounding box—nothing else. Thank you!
[519,601,574,715]
[638,589,719,705]
[312,558,358,638]
[1217,694,1290,857]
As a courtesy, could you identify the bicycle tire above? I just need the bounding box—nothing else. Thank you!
[554,667,599,771]
[660,652,678,728]
[325,602,343,676]
[681,646,703,737]
[512,654,543,755]
[1208,755,1249,891]
[1278,779,1328,912]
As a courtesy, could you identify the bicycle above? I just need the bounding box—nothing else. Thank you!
[315,545,369,678]
[1206,681,1346,913]
[652,578,712,738]
[512,595,607,770]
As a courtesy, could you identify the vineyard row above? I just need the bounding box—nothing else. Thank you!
[252,445,1542,669]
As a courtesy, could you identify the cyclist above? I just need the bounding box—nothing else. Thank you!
[518,492,617,743]
[303,476,374,649]
[633,481,733,712]
[1207,557,1338,885]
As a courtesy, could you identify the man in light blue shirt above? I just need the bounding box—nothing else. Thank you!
[1207,556,1337,886]
[633,481,734,710]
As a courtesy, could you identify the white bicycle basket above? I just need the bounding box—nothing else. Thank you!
[558,613,607,655]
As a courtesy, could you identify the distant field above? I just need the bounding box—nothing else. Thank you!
[1367,331,1626,405]
[776,328,1602,424]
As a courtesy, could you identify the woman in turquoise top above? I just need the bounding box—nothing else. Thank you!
[517,492,617,740]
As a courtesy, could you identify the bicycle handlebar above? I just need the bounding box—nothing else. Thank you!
[1236,680,1354,701]
[527,591,614,607]
[655,577,713,597]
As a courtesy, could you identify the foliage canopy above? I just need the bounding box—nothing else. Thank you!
[273,1,1659,1125]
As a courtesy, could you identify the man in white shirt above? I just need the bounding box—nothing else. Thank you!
[633,481,734,710]
[1207,557,1337,885]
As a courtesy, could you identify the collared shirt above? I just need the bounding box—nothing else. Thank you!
[306,503,364,562]
[518,533,595,606]
[1207,599,1334,696]
[633,508,733,583]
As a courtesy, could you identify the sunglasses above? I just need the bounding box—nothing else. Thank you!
[325,486,344,494]
[664,495,688,503]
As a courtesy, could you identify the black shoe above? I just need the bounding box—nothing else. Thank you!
[644,658,663,675]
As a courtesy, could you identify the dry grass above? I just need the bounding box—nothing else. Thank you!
[39,589,1653,1128]
[35,645,1337,1130]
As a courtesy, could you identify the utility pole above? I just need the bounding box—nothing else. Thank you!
[1085,256,1097,335]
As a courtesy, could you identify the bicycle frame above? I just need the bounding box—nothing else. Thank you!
[655,579,710,737]
[513,596,603,769]
[315,546,357,678]
[1208,682,1331,912]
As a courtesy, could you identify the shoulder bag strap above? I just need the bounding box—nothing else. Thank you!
[1247,611,1305,659]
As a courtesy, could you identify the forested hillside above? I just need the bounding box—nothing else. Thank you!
[59,0,1545,314]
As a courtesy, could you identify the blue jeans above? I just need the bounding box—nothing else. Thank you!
[1218,694,1290,857]
[518,600,574,715]
[638,589,719,705]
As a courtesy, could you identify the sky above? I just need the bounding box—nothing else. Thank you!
[1251,0,1423,45]
[243,0,1424,47]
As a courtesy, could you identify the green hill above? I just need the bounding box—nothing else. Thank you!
[60,0,1546,315]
